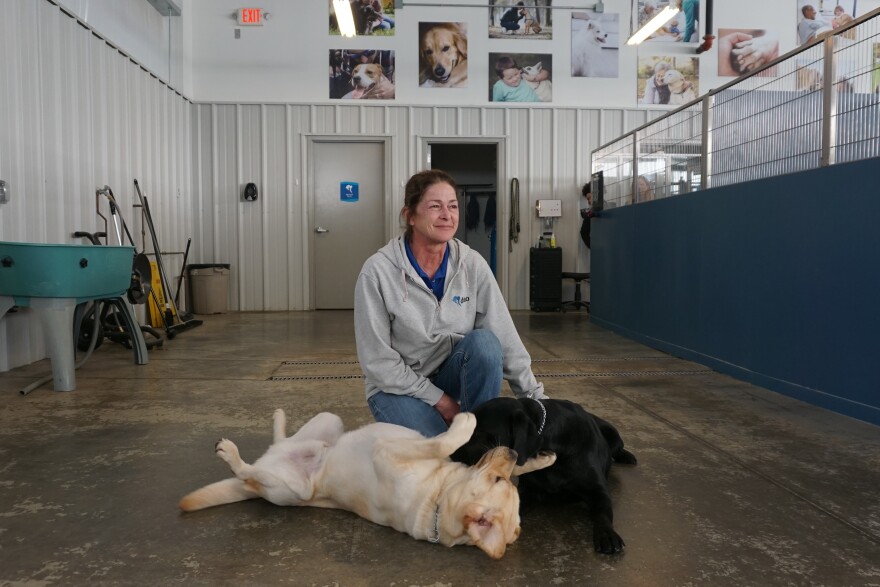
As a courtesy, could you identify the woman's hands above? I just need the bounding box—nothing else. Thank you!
[434,393,461,425]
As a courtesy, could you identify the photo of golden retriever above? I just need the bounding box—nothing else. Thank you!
[419,22,468,88]
[179,409,556,559]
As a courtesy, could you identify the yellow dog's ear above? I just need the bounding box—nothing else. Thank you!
[464,505,511,560]
[455,30,468,61]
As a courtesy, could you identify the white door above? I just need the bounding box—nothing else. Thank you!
[309,140,387,309]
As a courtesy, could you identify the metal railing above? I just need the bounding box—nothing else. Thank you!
[592,8,880,208]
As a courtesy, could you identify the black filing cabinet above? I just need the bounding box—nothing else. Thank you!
[529,247,562,311]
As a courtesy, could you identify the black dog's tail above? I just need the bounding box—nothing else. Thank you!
[597,416,637,466]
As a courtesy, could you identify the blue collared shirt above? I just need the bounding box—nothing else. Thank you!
[404,238,449,301]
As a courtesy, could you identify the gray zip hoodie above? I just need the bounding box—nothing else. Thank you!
[354,236,546,406]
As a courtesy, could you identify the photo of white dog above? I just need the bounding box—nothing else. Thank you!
[521,62,553,102]
[571,11,619,78]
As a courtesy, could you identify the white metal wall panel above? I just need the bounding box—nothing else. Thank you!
[238,104,262,311]
[1,0,192,371]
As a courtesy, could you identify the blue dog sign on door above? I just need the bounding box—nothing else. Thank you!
[340,182,359,202]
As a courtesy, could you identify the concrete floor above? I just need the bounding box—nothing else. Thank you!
[1,310,879,586]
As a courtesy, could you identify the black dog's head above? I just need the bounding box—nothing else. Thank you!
[451,397,543,466]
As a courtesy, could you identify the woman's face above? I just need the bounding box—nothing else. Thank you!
[638,177,652,199]
[408,182,459,245]
[655,69,668,85]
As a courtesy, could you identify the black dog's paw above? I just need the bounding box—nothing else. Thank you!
[594,526,625,554]
[614,448,638,465]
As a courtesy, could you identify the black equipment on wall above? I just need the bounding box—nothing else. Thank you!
[529,246,562,312]
[244,182,258,201]
[591,170,604,214]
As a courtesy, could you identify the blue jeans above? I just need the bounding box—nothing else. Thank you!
[367,329,503,437]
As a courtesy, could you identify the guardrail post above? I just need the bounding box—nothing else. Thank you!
[821,35,838,167]
[632,130,639,203]
[701,94,713,190]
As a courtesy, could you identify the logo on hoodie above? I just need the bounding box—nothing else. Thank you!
[452,295,470,306]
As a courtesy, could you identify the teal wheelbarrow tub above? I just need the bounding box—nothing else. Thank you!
[0,241,148,392]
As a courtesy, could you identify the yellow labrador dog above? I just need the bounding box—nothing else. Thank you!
[179,410,555,559]
[663,69,696,104]
[419,22,468,87]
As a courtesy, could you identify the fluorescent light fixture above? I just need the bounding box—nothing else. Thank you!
[333,0,357,38]
[627,5,679,45]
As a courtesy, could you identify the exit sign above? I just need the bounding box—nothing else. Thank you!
[237,8,263,25]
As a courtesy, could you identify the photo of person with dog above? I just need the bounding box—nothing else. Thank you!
[329,0,395,36]
[488,0,552,39]
[489,52,553,102]
[571,11,620,78]
[637,55,698,106]
[354,169,548,438]
[329,49,395,100]
[634,0,699,44]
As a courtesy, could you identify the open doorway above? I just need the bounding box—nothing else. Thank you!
[429,143,499,276]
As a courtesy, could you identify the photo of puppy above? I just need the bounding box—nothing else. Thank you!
[344,63,396,99]
[663,69,696,104]
[329,49,396,100]
[521,62,553,102]
[419,22,468,88]
[571,11,619,78]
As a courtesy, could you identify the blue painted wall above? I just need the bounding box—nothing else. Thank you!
[590,157,880,426]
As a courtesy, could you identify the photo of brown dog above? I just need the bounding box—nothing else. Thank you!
[419,22,468,88]
[329,49,396,100]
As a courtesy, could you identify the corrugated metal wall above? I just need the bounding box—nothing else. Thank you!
[0,0,660,372]
[0,0,191,371]
[191,103,659,313]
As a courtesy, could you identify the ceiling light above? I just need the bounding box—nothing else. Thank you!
[627,5,679,45]
[333,0,357,38]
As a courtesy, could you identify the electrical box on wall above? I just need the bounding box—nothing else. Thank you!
[237,8,264,25]
[535,199,562,218]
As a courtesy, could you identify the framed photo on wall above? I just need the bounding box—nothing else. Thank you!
[717,28,779,77]
[419,22,469,88]
[330,50,396,99]
[637,55,698,106]
[796,0,857,45]
[330,0,395,36]
[571,11,620,78]
[631,0,700,45]
[489,0,553,39]
[489,52,553,102]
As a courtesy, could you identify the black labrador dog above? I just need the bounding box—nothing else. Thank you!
[451,397,637,554]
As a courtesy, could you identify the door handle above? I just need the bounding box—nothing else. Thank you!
[315,226,330,234]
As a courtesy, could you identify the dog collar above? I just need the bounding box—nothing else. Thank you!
[531,398,547,435]
[428,504,441,543]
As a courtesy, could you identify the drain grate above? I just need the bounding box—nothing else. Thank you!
[270,357,711,381]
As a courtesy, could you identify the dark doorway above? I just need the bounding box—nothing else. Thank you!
[430,143,498,275]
